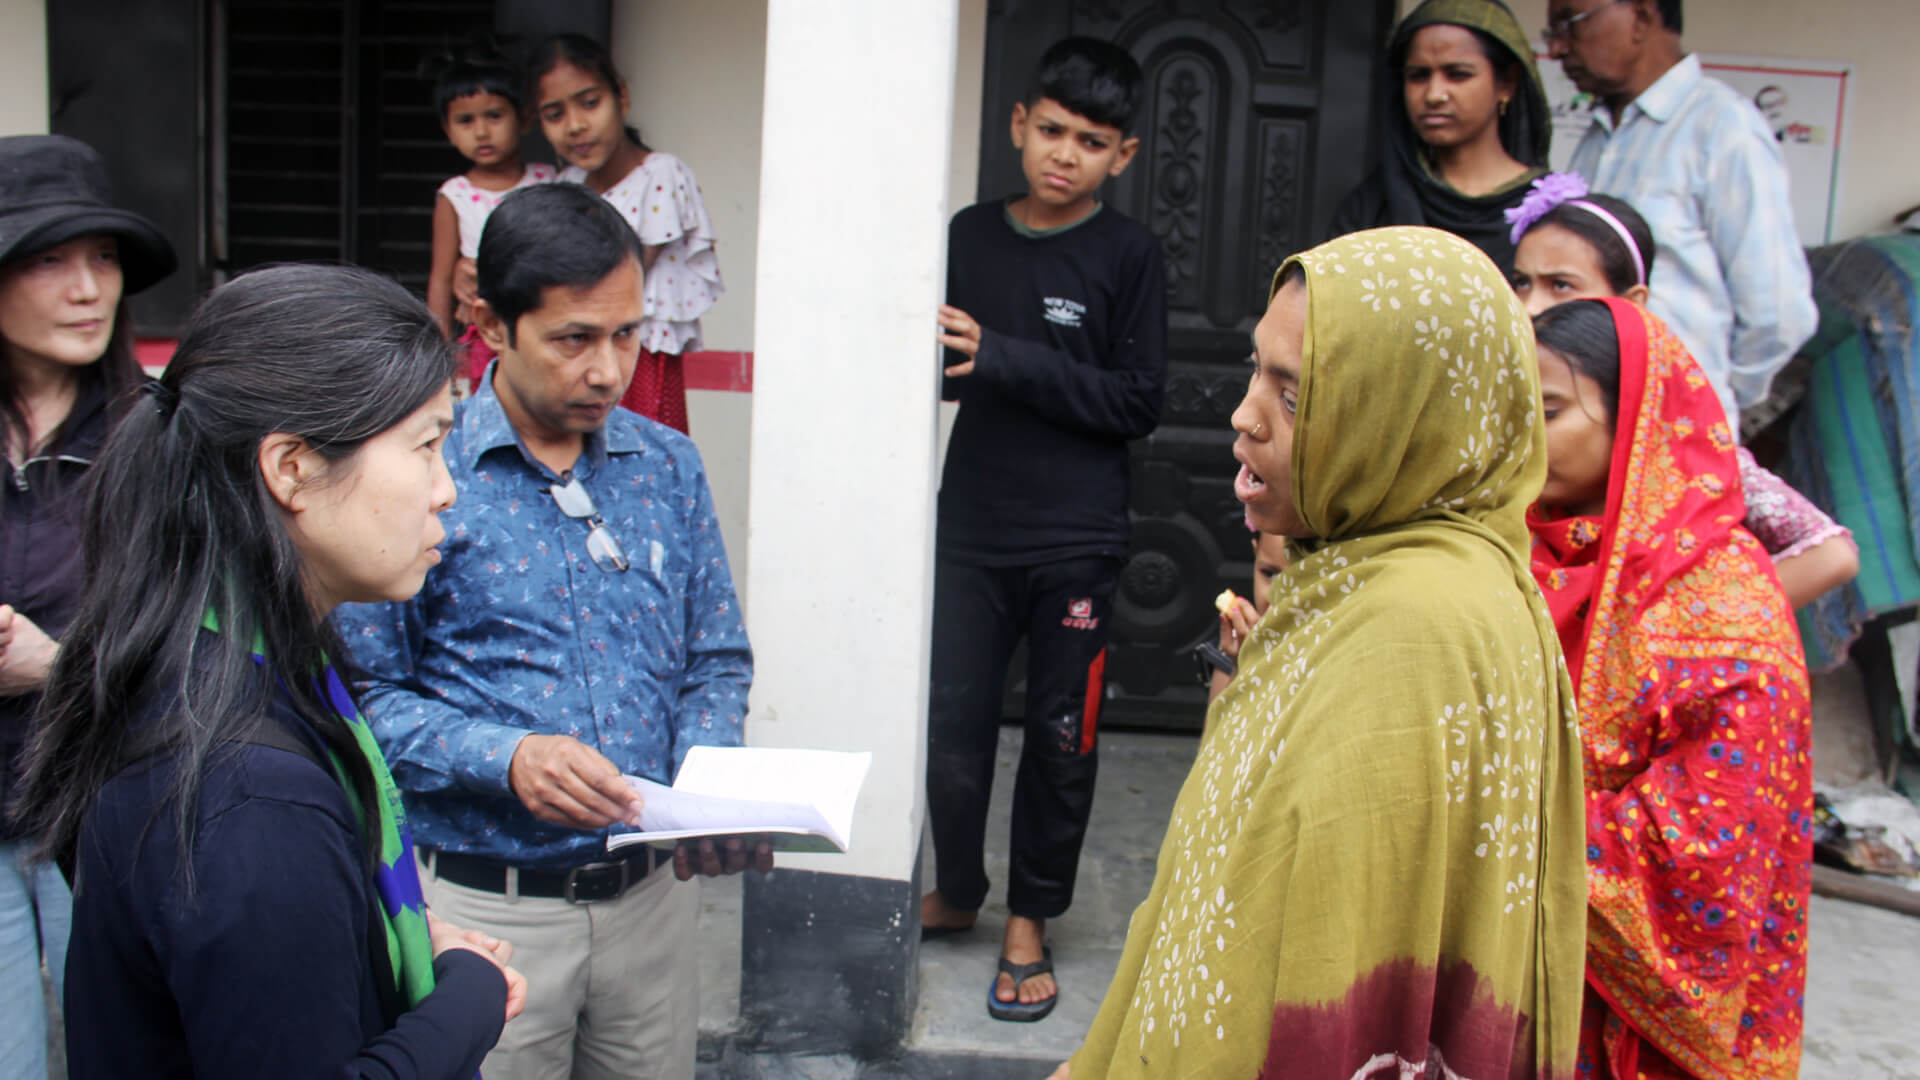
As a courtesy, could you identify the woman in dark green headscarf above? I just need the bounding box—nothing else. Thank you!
[1329,0,1551,274]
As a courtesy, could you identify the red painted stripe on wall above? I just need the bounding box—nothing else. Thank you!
[682,350,754,393]
[137,338,756,394]
[135,338,176,372]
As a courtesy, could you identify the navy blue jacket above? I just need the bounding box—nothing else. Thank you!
[0,380,105,839]
[65,670,507,1079]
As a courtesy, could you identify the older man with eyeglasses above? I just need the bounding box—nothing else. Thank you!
[335,182,758,1080]
[1549,0,1816,432]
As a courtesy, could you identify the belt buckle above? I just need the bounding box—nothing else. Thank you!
[562,858,629,904]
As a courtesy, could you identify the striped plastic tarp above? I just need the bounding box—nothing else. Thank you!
[1783,234,1920,669]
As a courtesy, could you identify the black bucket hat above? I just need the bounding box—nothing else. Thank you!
[0,134,177,294]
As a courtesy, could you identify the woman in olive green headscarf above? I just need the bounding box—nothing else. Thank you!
[1330,0,1551,274]
[1056,227,1586,1079]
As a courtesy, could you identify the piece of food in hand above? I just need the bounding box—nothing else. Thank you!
[1215,589,1240,615]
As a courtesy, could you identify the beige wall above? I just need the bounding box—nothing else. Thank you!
[612,2,768,593]
[612,1,767,353]
[951,0,989,208]
[939,0,989,464]
[1398,0,1920,239]
[0,0,47,135]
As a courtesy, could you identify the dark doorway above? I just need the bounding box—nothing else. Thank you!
[979,0,1394,731]
[217,0,494,294]
[48,0,206,335]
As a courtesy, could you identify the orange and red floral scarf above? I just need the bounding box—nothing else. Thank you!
[1529,299,1813,1080]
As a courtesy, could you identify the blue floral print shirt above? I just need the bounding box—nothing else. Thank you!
[334,373,751,867]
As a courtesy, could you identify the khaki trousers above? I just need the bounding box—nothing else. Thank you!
[421,855,699,1080]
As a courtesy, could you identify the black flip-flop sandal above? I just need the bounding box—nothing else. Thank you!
[986,946,1057,1022]
[920,921,975,941]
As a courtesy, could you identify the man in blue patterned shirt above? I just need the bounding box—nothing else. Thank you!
[336,183,754,1080]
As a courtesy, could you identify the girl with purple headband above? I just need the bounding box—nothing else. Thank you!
[1507,173,1858,611]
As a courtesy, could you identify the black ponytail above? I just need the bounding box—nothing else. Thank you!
[8,264,457,890]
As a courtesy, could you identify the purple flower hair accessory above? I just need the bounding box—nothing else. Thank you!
[1504,172,1590,245]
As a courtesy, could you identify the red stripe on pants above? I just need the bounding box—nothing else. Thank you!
[1081,649,1106,755]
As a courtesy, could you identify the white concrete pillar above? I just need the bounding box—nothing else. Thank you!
[739,0,958,1056]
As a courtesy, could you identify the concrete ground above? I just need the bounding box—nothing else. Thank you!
[697,728,1920,1077]
[1803,892,1920,1077]
[42,728,1917,1077]
[904,731,1182,1067]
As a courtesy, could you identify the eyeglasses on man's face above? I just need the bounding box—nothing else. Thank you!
[1542,0,1630,46]
[549,473,630,573]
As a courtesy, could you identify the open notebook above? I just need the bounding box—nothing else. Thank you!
[608,746,872,855]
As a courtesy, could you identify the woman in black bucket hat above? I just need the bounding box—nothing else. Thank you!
[0,133,174,1078]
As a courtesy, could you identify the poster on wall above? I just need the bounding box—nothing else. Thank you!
[1536,53,1850,246]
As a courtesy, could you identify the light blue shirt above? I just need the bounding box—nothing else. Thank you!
[1568,55,1818,425]
[334,373,751,867]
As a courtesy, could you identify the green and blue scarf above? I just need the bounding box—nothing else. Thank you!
[208,611,436,1009]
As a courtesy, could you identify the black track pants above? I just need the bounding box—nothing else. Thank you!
[925,555,1117,920]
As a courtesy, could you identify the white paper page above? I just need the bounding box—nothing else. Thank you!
[622,775,834,841]
[607,748,871,853]
[673,746,872,841]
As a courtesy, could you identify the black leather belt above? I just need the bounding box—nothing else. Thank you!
[426,847,671,904]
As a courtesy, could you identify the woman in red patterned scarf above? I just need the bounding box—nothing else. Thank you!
[1527,296,1813,1080]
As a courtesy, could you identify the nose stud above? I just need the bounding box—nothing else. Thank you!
[1252,423,1265,436]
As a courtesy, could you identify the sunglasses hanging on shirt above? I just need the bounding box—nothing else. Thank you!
[549,472,630,573]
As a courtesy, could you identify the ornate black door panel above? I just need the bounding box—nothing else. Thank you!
[981,0,1392,730]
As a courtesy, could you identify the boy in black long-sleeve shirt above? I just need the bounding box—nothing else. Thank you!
[925,36,1167,1023]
